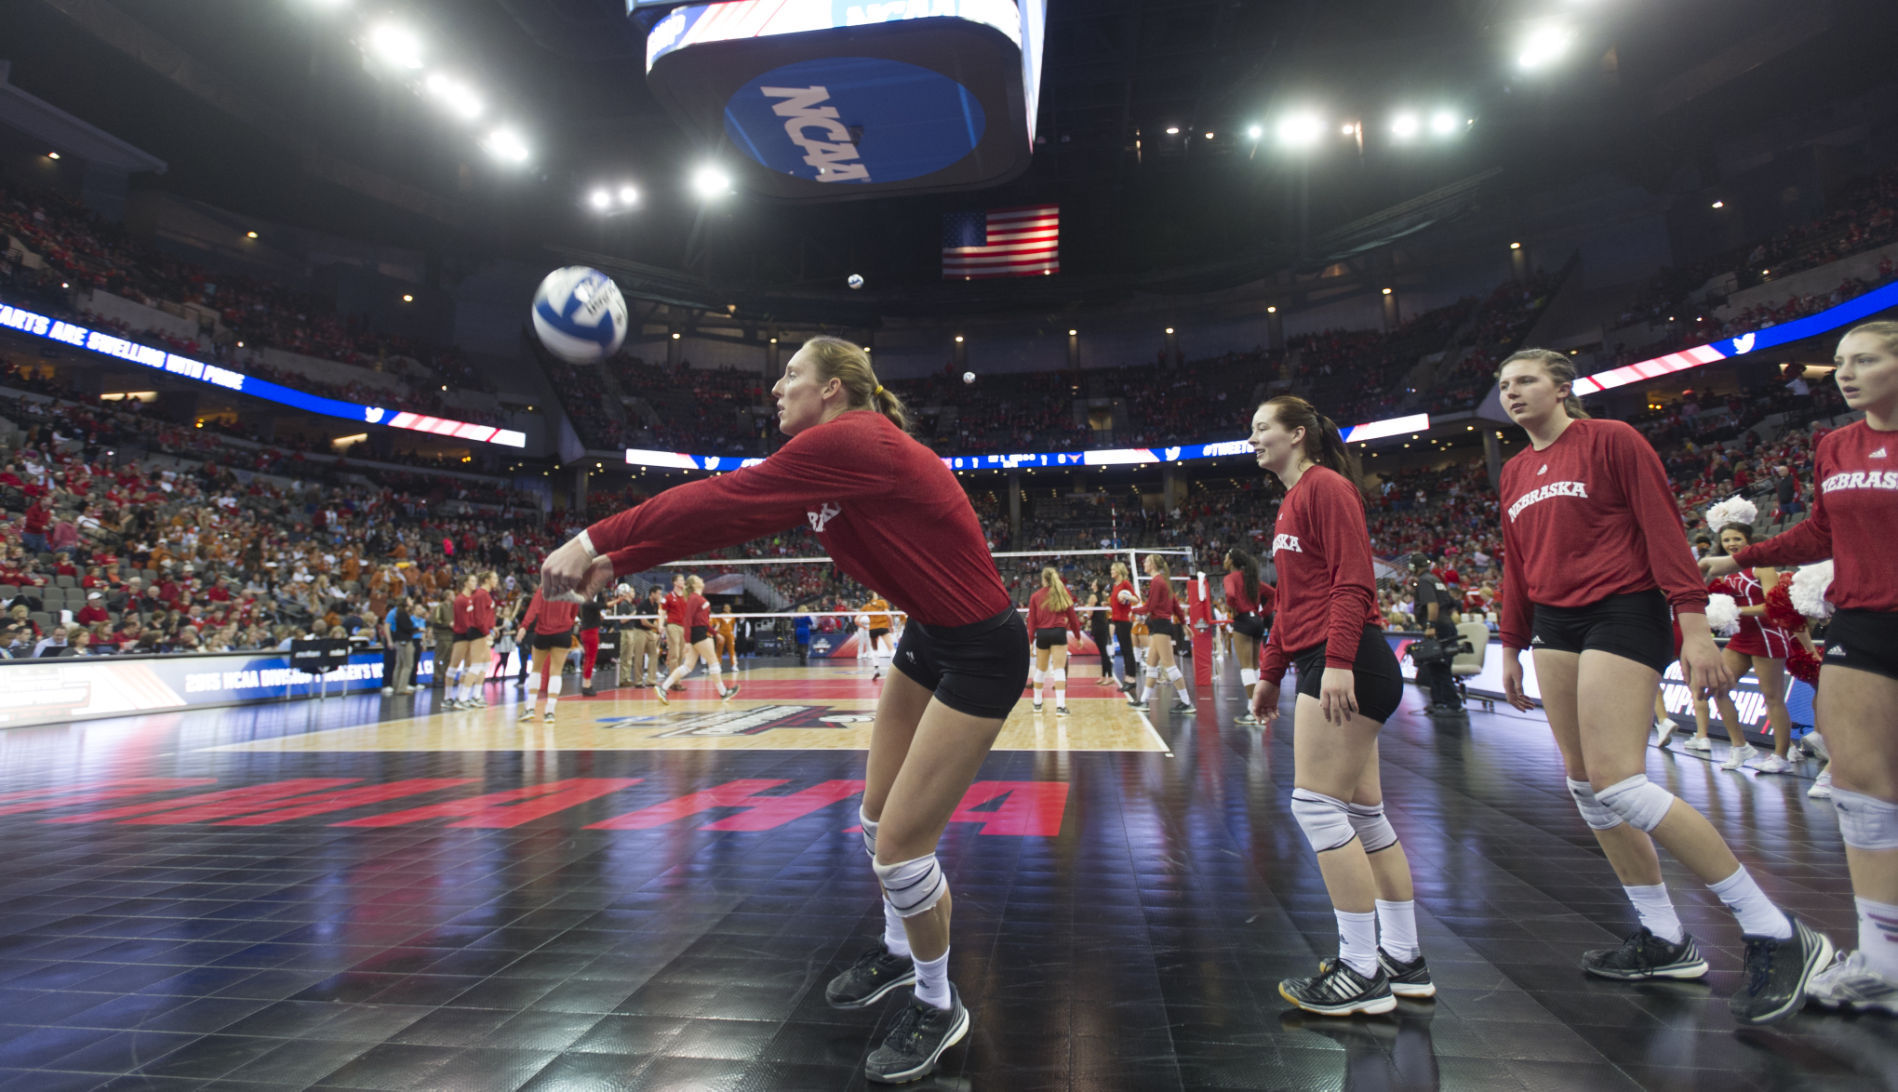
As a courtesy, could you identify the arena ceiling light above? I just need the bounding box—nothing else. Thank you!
[1246,124,1264,140]
[480,126,530,165]
[617,184,640,207]
[1390,112,1421,141]
[1517,23,1575,70]
[1275,112,1324,149]
[422,72,484,122]
[367,21,425,70]
[691,165,733,199]
[1429,110,1461,136]
[587,188,612,211]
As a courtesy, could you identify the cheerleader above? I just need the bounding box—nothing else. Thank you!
[656,574,739,703]
[1696,502,1799,773]
[1497,348,1828,1025]
[1703,321,1898,1015]
[1129,555,1193,713]
[1026,567,1083,715]
[539,336,1030,1080]
[1249,396,1429,1014]
[1224,548,1267,725]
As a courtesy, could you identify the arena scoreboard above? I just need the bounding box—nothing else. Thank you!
[635,0,1047,201]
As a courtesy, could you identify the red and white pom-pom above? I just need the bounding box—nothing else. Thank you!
[1764,579,1806,634]
[1789,560,1836,621]
[1705,495,1759,533]
[1785,642,1823,687]
[1704,593,1741,636]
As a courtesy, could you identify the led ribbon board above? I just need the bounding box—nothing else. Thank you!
[1573,278,1898,396]
[640,0,1044,201]
[0,302,527,448]
[627,414,1431,472]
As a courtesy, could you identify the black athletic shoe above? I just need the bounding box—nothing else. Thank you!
[864,986,969,1084]
[1581,927,1709,981]
[825,942,917,1010]
[1731,913,1834,1025]
[580,685,596,697]
[1378,948,1436,999]
[1170,700,1196,713]
[1126,699,1150,712]
[1279,958,1396,1016]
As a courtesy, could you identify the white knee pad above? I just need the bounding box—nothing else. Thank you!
[1031,668,1044,686]
[547,676,563,697]
[1596,775,1675,833]
[1240,668,1260,688]
[1566,778,1623,831]
[874,853,947,917]
[860,807,879,860]
[1048,670,1065,686]
[1166,666,1185,681]
[1833,789,1898,851]
[1290,788,1358,853]
[1346,801,1398,853]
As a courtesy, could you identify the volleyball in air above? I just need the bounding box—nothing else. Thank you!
[962,371,976,384]
[847,273,865,289]
[531,265,627,363]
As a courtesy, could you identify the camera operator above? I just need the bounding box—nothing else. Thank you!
[1409,553,1463,714]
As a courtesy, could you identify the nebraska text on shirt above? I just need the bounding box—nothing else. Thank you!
[1507,480,1589,522]
[1273,533,1303,554]
[1822,470,1898,492]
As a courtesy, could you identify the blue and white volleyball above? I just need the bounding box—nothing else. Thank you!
[531,266,627,363]
[847,273,865,289]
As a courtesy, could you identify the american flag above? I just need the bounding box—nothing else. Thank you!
[942,205,1060,279]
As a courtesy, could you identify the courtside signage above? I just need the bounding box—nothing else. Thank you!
[0,301,527,448]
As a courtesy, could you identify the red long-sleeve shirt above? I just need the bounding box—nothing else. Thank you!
[1734,419,1898,613]
[471,587,496,632]
[1132,574,1184,623]
[1223,571,1261,614]
[1259,466,1383,685]
[452,593,474,632]
[1499,418,1710,651]
[1108,579,1137,623]
[1026,587,1083,634]
[520,588,579,637]
[585,411,1010,626]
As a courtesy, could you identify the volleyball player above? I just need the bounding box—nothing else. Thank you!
[1026,567,1083,715]
[443,574,480,710]
[1248,396,1428,1015]
[656,575,738,703]
[1225,548,1267,725]
[1496,348,1828,1024]
[1706,518,1799,773]
[576,589,605,697]
[1702,321,1898,1015]
[714,603,738,672]
[1108,560,1139,693]
[1129,555,1193,713]
[862,593,895,681]
[662,572,688,689]
[539,336,1028,1082]
[514,583,578,723]
[459,571,497,708]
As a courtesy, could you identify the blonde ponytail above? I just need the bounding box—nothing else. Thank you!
[802,336,911,433]
[1041,567,1072,613]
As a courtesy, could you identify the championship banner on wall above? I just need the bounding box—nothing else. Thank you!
[0,650,436,730]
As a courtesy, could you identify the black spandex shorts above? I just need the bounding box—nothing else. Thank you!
[1531,589,1672,674]
[893,606,1031,720]
[1290,625,1405,724]
[1230,613,1265,640]
[1823,609,1898,682]
[532,630,574,652]
[869,627,891,641]
[1147,619,1181,641]
[1034,627,1069,650]
[690,625,710,644]
[454,628,484,643]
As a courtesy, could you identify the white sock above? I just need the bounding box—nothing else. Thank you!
[1375,898,1420,962]
[1709,866,1790,939]
[1140,667,1158,701]
[1336,909,1378,979]
[913,948,951,1010]
[545,676,562,715]
[1166,666,1192,707]
[708,663,722,690]
[883,899,912,959]
[1857,896,1898,980]
[1623,883,1684,945]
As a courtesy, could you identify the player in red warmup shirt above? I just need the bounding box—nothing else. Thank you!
[654,574,736,704]
[1128,554,1192,713]
[1704,321,1898,1015]
[1495,348,1828,1025]
[1105,560,1140,694]
[1223,548,1268,724]
[538,337,1028,1083]
[1025,567,1083,715]
[1247,396,1428,1016]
